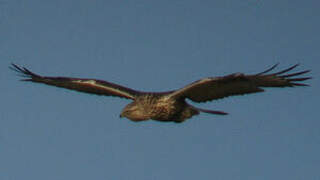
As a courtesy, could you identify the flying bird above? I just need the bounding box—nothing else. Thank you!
[10,63,311,123]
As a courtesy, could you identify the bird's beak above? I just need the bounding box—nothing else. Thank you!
[119,114,123,118]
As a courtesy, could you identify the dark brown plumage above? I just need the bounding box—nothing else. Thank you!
[10,63,311,123]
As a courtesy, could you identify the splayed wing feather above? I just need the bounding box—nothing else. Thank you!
[280,70,311,78]
[271,64,299,75]
[256,63,279,75]
[10,64,140,100]
[170,64,311,102]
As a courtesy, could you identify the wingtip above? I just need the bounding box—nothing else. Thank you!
[272,63,300,75]
[256,63,279,75]
[274,62,280,67]
[9,63,40,79]
[291,83,310,87]
[9,63,22,72]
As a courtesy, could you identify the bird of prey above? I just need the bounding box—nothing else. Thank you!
[10,63,311,123]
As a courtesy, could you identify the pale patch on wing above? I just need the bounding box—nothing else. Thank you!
[72,79,136,99]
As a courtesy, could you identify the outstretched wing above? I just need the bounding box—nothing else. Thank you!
[170,64,311,102]
[10,64,141,100]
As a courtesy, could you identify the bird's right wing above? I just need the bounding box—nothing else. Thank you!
[170,64,311,102]
[10,64,141,100]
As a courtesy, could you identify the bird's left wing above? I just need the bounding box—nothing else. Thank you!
[170,64,311,102]
[10,64,141,100]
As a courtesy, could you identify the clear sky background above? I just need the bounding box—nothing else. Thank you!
[0,0,319,180]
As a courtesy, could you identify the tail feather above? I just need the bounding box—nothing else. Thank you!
[188,104,228,115]
[196,107,228,115]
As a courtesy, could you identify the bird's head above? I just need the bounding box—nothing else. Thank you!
[120,102,149,122]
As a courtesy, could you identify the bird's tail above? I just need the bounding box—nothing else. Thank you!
[196,107,228,115]
[189,104,228,115]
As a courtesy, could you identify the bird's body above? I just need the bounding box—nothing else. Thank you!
[11,63,311,123]
[121,93,199,122]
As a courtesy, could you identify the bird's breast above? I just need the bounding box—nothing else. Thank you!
[140,95,183,121]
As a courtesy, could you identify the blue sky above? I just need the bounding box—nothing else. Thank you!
[1,0,319,179]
